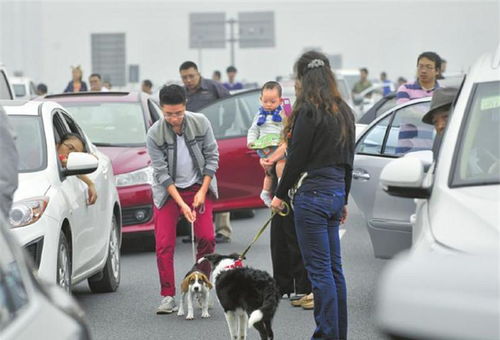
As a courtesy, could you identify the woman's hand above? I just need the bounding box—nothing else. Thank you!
[180,202,196,223]
[260,158,274,171]
[87,183,98,205]
[270,197,284,213]
[340,205,348,224]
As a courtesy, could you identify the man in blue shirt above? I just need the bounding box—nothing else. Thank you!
[223,66,243,91]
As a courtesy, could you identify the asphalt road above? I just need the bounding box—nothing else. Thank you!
[74,202,389,340]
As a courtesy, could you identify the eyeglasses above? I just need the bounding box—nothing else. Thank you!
[164,112,184,119]
[417,64,435,71]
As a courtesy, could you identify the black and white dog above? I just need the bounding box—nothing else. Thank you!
[199,253,280,340]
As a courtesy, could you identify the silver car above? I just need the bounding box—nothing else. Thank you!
[350,96,435,258]
[0,214,90,339]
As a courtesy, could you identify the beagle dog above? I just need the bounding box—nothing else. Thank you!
[177,268,213,320]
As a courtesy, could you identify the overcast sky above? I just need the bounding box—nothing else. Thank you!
[1,0,498,91]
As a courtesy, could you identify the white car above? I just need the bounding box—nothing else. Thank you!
[0,63,14,100]
[0,214,90,340]
[376,46,500,339]
[3,100,122,293]
[10,77,37,100]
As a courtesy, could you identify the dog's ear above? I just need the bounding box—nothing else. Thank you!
[200,273,213,289]
[201,253,221,265]
[180,274,191,293]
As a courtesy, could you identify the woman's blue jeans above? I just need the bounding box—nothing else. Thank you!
[293,189,347,340]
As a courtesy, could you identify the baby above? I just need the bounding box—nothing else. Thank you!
[247,81,286,207]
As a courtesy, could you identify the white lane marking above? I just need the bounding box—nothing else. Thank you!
[339,229,346,239]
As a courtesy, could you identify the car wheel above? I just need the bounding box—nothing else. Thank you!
[88,215,121,293]
[57,231,72,292]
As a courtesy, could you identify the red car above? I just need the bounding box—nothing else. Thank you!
[45,89,265,235]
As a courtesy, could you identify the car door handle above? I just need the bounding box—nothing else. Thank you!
[353,168,370,180]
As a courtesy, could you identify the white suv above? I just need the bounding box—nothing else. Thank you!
[375,46,500,339]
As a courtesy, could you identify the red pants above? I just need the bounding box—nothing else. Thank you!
[153,186,215,297]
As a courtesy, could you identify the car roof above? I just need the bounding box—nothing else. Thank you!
[198,88,260,110]
[44,91,142,103]
[1,100,62,115]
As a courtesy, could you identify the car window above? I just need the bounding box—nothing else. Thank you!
[0,232,29,331]
[13,84,26,98]
[376,97,397,118]
[451,81,500,187]
[356,114,392,155]
[0,71,13,100]
[201,91,259,139]
[383,101,433,156]
[30,82,37,96]
[63,102,147,145]
[9,115,46,172]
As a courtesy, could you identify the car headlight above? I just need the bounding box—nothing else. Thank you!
[9,197,49,228]
[115,166,153,187]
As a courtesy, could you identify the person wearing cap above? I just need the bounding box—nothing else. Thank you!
[422,87,458,136]
[422,87,458,162]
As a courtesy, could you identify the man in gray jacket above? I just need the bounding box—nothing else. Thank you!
[0,106,18,219]
[146,85,219,314]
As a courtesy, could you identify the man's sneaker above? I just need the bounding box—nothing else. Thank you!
[215,233,231,244]
[156,296,178,314]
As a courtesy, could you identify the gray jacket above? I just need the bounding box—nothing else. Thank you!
[146,111,219,208]
[0,107,19,219]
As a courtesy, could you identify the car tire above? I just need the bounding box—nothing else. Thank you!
[57,231,72,292]
[88,215,121,293]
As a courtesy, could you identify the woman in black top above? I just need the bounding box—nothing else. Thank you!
[271,51,355,340]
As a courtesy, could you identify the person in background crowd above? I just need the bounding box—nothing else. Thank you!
[212,70,222,83]
[142,79,153,95]
[271,50,355,340]
[179,60,232,244]
[397,76,407,89]
[223,65,243,91]
[380,72,395,96]
[146,84,218,315]
[0,106,19,219]
[64,66,87,93]
[352,67,372,97]
[89,73,109,92]
[36,83,48,96]
[437,58,447,79]
[396,51,442,104]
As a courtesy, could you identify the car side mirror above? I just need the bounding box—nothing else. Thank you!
[64,152,98,176]
[380,156,430,199]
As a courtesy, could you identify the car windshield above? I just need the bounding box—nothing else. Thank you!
[9,115,46,172]
[63,102,146,145]
[12,84,26,97]
[452,81,500,187]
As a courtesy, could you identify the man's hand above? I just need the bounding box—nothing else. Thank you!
[193,190,206,210]
[87,183,98,205]
[181,202,196,223]
[340,205,348,224]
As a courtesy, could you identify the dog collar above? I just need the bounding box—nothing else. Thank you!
[224,259,244,270]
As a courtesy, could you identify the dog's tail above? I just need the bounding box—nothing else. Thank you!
[248,281,279,328]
